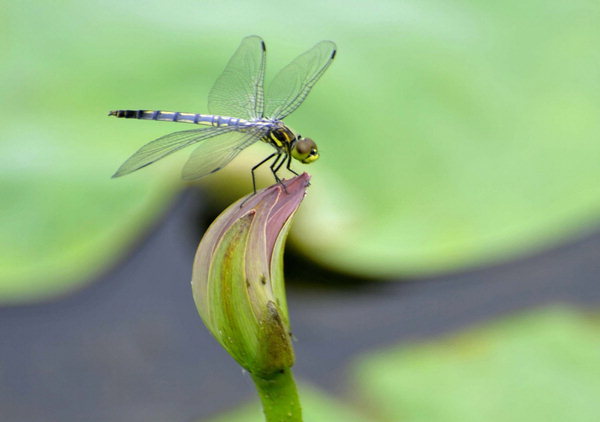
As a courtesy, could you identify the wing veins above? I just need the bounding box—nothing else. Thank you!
[181,126,268,180]
[208,36,266,120]
[113,126,234,177]
[265,40,336,120]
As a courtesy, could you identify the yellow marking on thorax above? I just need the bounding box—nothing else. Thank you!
[269,132,284,147]
[268,127,295,148]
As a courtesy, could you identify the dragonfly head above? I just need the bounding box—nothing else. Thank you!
[292,136,319,164]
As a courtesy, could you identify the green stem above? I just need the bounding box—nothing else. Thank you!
[251,369,302,422]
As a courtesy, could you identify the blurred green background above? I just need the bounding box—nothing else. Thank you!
[2,0,600,421]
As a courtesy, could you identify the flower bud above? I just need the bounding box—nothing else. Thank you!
[191,173,310,377]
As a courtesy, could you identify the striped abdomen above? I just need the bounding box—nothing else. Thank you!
[108,109,250,127]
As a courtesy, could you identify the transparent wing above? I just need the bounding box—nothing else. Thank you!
[264,40,336,120]
[112,126,234,177]
[208,35,266,120]
[181,127,267,180]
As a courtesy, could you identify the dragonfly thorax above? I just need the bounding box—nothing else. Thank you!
[263,124,295,148]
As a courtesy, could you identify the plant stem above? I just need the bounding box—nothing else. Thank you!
[251,369,302,422]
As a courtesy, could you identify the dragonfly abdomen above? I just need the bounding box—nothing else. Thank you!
[108,110,250,127]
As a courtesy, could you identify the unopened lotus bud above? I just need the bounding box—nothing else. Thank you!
[191,173,310,377]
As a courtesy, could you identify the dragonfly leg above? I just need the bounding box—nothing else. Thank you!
[251,152,277,195]
[285,153,300,176]
[241,152,280,208]
[284,151,310,187]
[270,153,288,193]
[274,152,287,174]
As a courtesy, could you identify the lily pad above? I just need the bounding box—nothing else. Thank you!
[287,0,600,276]
[352,307,600,421]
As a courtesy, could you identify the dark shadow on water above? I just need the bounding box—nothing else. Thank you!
[285,251,379,292]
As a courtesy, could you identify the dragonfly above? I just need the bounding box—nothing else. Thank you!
[110,35,337,194]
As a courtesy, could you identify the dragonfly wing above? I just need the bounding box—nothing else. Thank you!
[181,127,266,180]
[113,126,234,177]
[264,40,336,120]
[208,35,266,120]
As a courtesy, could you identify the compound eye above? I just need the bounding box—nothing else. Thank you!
[295,139,311,155]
